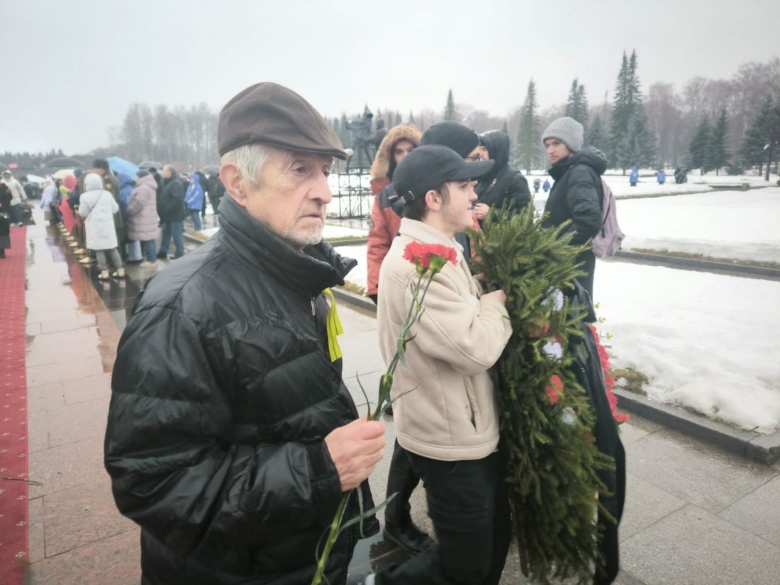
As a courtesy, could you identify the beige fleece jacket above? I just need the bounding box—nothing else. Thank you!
[377,218,512,461]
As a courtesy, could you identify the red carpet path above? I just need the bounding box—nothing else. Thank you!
[0,226,29,585]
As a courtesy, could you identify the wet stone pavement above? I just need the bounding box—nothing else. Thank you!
[21,212,780,585]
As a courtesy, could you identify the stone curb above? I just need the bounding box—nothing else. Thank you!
[613,250,780,279]
[614,389,780,464]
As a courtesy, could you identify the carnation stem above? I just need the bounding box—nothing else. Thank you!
[311,492,350,585]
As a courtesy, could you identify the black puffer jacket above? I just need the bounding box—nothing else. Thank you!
[475,130,531,223]
[157,174,186,221]
[542,147,607,246]
[105,195,377,585]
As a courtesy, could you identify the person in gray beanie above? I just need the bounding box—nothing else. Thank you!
[541,116,607,299]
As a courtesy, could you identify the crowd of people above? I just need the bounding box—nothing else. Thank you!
[96,80,612,585]
[2,159,227,278]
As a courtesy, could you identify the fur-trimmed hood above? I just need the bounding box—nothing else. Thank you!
[370,124,422,180]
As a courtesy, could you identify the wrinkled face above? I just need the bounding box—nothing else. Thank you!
[241,149,333,250]
[441,180,478,235]
[392,139,415,166]
[544,138,571,164]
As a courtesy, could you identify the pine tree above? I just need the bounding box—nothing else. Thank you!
[688,118,711,173]
[444,89,457,122]
[409,111,415,125]
[706,109,729,175]
[576,84,589,129]
[565,79,589,128]
[610,51,643,171]
[502,120,509,134]
[617,108,657,170]
[471,206,615,585]
[516,80,541,173]
[740,99,772,174]
[395,112,402,126]
[585,112,607,151]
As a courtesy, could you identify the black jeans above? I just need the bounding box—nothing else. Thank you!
[384,441,420,527]
[378,451,511,585]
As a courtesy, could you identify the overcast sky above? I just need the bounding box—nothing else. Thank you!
[1,0,776,154]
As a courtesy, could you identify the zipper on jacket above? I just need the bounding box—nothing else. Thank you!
[311,297,316,316]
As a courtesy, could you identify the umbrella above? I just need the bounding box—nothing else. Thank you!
[203,164,220,175]
[138,160,163,170]
[45,156,86,169]
[53,168,75,180]
[107,156,139,177]
[26,174,46,184]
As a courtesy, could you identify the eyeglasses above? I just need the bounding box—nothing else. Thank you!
[464,155,481,162]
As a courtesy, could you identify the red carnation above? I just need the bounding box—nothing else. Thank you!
[545,374,563,405]
[403,242,458,275]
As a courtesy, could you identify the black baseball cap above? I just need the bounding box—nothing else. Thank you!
[394,145,494,203]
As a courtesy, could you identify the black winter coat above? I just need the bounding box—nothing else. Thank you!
[475,130,531,224]
[105,195,377,585]
[542,147,607,246]
[157,174,186,221]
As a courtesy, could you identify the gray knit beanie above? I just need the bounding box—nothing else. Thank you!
[541,117,584,152]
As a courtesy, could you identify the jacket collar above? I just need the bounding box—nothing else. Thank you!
[216,195,355,296]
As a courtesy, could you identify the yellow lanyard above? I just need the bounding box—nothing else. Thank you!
[322,289,343,362]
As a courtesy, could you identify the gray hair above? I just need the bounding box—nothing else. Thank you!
[220,143,275,185]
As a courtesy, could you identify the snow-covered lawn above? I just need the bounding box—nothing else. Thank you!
[596,261,780,434]
[334,244,780,434]
[618,188,780,264]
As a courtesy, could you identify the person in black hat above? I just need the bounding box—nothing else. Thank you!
[105,82,385,585]
[420,122,484,261]
[374,145,513,585]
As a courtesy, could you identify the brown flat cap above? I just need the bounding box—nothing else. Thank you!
[217,82,347,160]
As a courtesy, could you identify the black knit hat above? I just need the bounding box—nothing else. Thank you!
[394,145,493,203]
[420,122,480,159]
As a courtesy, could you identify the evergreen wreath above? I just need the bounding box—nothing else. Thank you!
[470,206,616,585]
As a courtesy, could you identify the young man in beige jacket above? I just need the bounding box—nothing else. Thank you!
[374,145,513,585]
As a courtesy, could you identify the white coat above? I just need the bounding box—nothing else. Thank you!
[78,174,119,250]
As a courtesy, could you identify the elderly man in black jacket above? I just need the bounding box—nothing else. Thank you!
[104,82,385,585]
[541,116,606,299]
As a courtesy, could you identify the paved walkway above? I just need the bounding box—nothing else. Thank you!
[20,216,780,584]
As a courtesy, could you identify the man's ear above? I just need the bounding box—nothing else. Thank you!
[220,164,248,207]
[424,188,442,212]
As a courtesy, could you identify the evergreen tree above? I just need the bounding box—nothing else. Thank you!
[502,120,509,134]
[444,89,457,122]
[740,99,772,174]
[576,84,589,129]
[619,108,657,169]
[688,118,711,173]
[610,51,645,171]
[395,112,402,126]
[332,117,340,135]
[706,109,729,175]
[409,111,415,125]
[516,80,541,173]
[585,112,607,151]
[565,79,589,128]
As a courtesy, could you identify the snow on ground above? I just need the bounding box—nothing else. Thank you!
[335,244,780,434]
[596,261,780,434]
[618,188,780,263]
